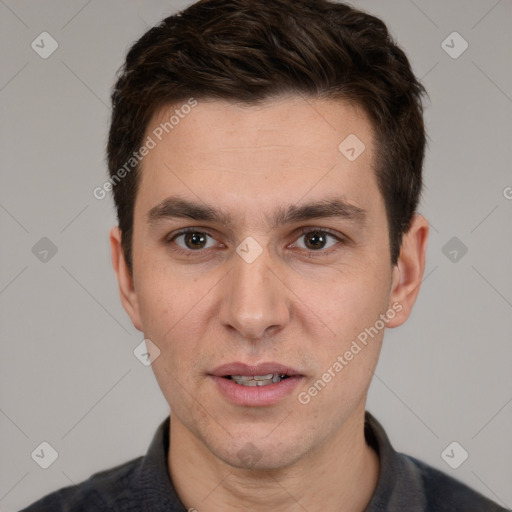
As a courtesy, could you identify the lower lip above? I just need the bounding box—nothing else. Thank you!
[210,375,303,407]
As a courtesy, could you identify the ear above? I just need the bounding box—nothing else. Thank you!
[110,226,143,332]
[386,214,429,328]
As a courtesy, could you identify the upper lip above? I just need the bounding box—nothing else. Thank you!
[210,362,302,377]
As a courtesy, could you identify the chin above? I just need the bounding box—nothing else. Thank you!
[209,428,311,471]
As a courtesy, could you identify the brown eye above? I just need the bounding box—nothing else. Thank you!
[172,231,216,251]
[304,232,327,250]
[183,232,207,249]
[296,231,338,251]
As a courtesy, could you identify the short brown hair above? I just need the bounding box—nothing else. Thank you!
[107,0,427,272]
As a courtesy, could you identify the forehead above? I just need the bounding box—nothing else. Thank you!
[135,95,380,221]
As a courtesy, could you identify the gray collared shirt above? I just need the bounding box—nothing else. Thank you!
[21,412,509,511]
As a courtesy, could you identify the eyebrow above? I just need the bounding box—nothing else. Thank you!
[147,195,366,229]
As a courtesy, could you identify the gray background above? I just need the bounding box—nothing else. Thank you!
[1,0,511,510]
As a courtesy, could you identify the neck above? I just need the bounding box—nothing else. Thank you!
[168,407,380,512]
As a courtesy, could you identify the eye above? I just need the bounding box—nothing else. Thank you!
[171,230,217,251]
[294,230,341,251]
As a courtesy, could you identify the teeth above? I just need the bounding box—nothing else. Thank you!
[253,374,274,380]
[230,373,288,386]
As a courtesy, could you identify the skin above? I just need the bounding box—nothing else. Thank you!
[110,95,429,511]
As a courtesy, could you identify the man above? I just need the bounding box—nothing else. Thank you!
[22,0,508,510]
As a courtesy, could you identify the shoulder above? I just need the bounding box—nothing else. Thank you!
[364,412,509,511]
[19,456,144,512]
[405,454,509,512]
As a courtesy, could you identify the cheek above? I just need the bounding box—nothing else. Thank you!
[295,258,391,404]
[135,245,201,323]
[135,271,208,405]
[134,261,201,355]
[299,287,387,417]
[306,262,391,337]
[133,258,229,374]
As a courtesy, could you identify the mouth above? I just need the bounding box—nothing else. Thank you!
[225,373,290,386]
[209,362,304,406]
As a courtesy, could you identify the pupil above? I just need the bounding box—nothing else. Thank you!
[305,232,325,250]
[185,232,206,249]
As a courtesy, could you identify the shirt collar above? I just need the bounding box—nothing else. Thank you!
[137,412,426,511]
[363,412,426,511]
[139,416,185,511]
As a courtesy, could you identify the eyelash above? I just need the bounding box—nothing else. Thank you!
[166,227,347,258]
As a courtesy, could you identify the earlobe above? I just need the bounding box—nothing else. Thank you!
[386,215,429,328]
[109,227,143,332]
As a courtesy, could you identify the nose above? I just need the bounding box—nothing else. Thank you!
[218,245,291,341]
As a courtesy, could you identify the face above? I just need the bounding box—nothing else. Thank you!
[111,95,426,470]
